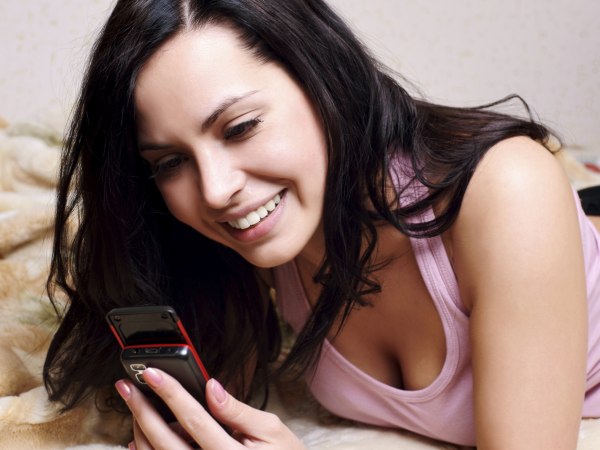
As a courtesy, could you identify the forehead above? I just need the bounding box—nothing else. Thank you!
[134,25,266,132]
[135,26,262,102]
[140,23,255,70]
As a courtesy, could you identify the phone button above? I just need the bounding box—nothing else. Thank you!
[135,373,147,384]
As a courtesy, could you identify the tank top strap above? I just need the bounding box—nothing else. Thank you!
[389,152,467,315]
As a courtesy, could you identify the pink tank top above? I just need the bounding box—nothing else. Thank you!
[273,161,600,446]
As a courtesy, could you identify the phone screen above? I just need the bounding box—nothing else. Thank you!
[107,306,189,345]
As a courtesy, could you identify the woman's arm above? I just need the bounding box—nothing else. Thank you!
[451,137,588,449]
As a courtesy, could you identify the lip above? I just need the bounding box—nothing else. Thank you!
[218,190,285,223]
[222,190,286,243]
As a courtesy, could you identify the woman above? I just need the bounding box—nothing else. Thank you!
[43,0,600,448]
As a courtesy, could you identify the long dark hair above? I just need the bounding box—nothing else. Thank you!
[44,0,554,409]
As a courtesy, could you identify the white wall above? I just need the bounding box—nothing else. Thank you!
[1,0,598,147]
[328,0,600,149]
[0,0,115,125]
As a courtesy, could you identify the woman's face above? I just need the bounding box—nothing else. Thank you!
[135,25,328,268]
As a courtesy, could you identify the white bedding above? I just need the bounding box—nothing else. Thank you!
[1,117,600,449]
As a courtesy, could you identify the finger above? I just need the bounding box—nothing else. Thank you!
[133,418,154,450]
[134,417,195,450]
[205,378,287,441]
[141,368,240,449]
[115,379,190,450]
[169,422,194,444]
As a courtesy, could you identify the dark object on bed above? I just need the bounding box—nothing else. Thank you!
[579,186,600,216]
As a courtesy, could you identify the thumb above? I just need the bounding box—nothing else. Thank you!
[206,378,280,436]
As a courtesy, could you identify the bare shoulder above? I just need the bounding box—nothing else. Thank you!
[456,136,574,224]
[468,136,568,198]
[449,136,582,310]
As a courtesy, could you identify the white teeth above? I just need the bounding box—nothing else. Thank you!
[238,218,250,229]
[265,200,276,212]
[247,211,260,226]
[227,192,283,230]
[265,195,281,212]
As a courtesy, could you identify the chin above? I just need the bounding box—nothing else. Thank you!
[240,247,298,269]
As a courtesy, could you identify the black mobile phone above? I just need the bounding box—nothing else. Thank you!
[106,305,210,420]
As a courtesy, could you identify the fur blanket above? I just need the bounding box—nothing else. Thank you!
[1,117,600,449]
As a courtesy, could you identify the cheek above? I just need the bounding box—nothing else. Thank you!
[269,119,327,173]
[157,181,198,227]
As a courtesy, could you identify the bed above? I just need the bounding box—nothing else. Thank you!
[1,116,600,449]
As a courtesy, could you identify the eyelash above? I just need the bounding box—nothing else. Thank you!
[148,117,263,179]
[223,117,263,140]
[149,154,188,179]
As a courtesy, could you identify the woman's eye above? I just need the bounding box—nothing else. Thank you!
[149,154,188,178]
[223,117,262,140]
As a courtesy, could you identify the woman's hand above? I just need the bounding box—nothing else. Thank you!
[115,368,306,450]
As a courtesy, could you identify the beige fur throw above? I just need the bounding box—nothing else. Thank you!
[1,117,600,449]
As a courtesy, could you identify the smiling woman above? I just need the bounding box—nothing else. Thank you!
[42,0,600,449]
[134,27,327,268]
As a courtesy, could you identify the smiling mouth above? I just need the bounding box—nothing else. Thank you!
[227,191,284,230]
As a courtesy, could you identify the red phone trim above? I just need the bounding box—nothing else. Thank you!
[109,324,125,349]
[176,319,210,381]
[125,343,186,349]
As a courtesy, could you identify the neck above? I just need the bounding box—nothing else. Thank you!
[295,220,411,281]
[296,233,325,277]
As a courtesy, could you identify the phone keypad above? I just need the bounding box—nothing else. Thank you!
[130,363,147,384]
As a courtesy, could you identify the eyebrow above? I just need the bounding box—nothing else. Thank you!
[139,90,259,152]
[201,90,259,132]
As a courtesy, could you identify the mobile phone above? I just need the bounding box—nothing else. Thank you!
[106,305,210,420]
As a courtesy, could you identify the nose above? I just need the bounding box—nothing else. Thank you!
[194,147,245,209]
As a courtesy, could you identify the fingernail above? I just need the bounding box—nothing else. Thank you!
[143,367,162,388]
[210,378,227,405]
[128,442,137,450]
[115,380,131,400]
